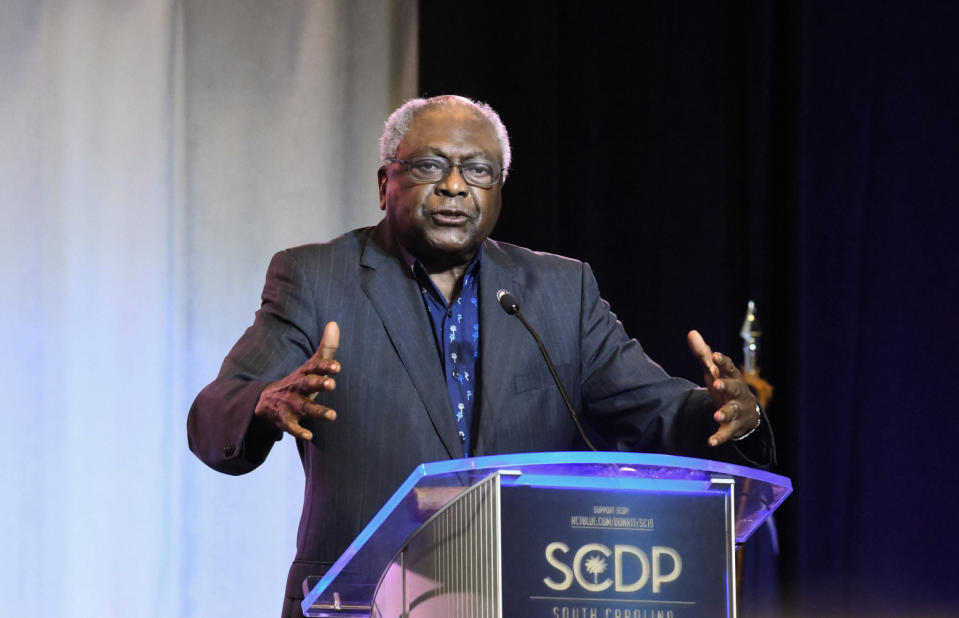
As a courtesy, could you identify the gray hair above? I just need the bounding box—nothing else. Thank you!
[379,95,512,179]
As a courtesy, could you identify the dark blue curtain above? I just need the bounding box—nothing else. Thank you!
[420,0,959,615]
[795,2,959,615]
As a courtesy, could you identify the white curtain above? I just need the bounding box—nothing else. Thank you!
[0,1,417,616]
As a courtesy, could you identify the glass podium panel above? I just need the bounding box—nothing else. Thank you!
[302,451,791,616]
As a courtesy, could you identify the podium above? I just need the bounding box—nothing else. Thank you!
[302,452,791,617]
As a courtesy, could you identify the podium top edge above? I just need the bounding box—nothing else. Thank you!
[413,451,791,489]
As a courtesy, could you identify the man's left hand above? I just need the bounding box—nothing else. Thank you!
[686,330,760,447]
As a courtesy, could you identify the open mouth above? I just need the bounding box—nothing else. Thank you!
[429,209,473,225]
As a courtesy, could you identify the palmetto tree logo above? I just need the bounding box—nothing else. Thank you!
[584,553,608,584]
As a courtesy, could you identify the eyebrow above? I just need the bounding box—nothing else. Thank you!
[416,146,496,162]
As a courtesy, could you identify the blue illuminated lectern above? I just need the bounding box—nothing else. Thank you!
[302,452,791,618]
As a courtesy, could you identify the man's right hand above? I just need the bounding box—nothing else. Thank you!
[254,321,340,441]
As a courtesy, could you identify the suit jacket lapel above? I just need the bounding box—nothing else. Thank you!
[359,224,463,459]
[474,239,529,455]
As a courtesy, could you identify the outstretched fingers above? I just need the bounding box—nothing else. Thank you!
[253,321,343,441]
[711,350,743,380]
[708,399,751,446]
[708,422,735,447]
[688,330,758,447]
[710,374,749,418]
[276,397,337,441]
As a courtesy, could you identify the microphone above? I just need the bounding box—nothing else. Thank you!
[496,289,597,451]
[495,289,519,314]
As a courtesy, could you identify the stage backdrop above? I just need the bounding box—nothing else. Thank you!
[0,1,416,616]
[418,1,959,616]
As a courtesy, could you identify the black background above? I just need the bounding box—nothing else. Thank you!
[420,1,959,616]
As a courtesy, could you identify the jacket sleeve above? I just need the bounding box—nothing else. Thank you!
[576,262,775,467]
[187,249,321,475]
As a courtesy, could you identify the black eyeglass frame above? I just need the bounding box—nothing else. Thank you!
[386,156,503,188]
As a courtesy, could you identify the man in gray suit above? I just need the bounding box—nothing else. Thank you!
[187,95,772,617]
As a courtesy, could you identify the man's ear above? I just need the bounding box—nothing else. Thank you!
[377,166,388,210]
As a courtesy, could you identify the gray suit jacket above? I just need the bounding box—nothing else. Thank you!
[187,221,767,613]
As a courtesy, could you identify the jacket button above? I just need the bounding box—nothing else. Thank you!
[223,442,236,457]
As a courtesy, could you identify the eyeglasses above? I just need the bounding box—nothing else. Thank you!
[387,156,502,188]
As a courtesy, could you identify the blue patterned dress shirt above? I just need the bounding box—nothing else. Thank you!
[405,247,481,450]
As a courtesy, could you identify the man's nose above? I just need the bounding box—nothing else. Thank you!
[435,165,469,197]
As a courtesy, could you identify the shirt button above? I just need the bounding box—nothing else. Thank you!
[458,431,466,442]
[223,442,236,457]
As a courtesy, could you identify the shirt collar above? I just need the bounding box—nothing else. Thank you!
[399,244,484,280]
